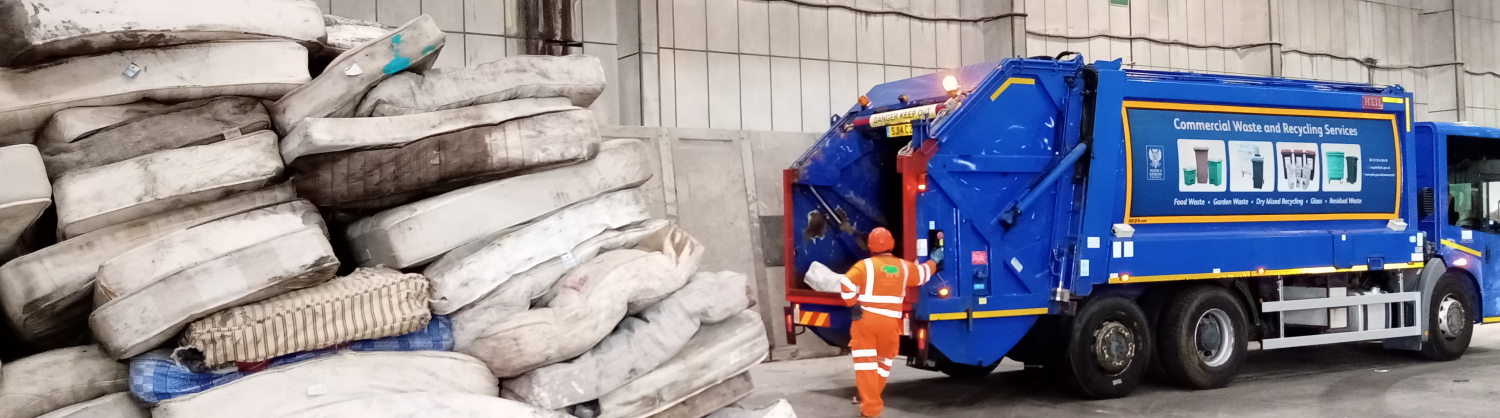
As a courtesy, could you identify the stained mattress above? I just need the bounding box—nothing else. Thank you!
[177,267,431,371]
[346,138,652,269]
[151,351,499,418]
[0,40,309,138]
[321,15,392,54]
[279,97,575,162]
[35,393,147,418]
[595,310,770,418]
[426,188,649,314]
[52,131,284,238]
[271,15,443,136]
[461,225,703,378]
[0,144,50,254]
[288,108,601,210]
[37,101,168,146]
[90,209,339,359]
[283,392,570,418]
[449,220,670,350]
[37,96,271,179]
[0,345,129,418]
[504,271,752,409]
[706,399,798,418]
[0,185,297,349]
[0,0,324,67]
[356,55,606,117]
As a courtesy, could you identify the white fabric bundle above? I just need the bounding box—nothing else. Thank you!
[355,55,606,117]
[504,271,751,409]
[595,310,770,418]
[804,261,845,293]
[0,185,297,348]
[461,225,703,378]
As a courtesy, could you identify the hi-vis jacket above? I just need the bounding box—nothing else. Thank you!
[840,255,936,319]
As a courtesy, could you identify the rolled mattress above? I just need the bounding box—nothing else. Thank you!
[0,0,324,67]
[0,345,129,418]
[177,267,431,370]
[288,108,601,210]
[356,55,606,117]
[0,185,297,349]
[52,131,284,238]
[90,220,339,359]
[425,188,650,314]
[595,310,770,418]
[37,101,168,146]
[35,393,147,418]
[346,137,652,269]
[0,144,50,254]
[37,96,271,179]
[279,97,575,162]
[151,351,499,418]
[0,40,310,138]
[271,15,443,135]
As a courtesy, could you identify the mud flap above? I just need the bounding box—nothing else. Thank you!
[1384,258,1446,351]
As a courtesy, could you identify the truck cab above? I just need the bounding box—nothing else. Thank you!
[784,55,1496,398]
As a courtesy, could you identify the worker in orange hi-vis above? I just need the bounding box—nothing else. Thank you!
[840,227,936,417]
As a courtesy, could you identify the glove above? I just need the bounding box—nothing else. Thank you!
[931,248,944,264]
[850,302,864,321]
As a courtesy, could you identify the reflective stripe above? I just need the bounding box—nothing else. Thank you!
[841,291,857,300]
[858,295,903,304]
[876,368,890,377]
[840,277,858,292]
[854,362,880,371]
[917,263,930,285]
[863,305,903,318]
[863,259,875,296]
[881,358,893,367]
[901,262,909,286]
[851,349,877,357]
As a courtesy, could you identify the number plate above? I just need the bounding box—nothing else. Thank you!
[887,123,913,137]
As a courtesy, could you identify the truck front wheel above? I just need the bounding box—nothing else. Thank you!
[1422,273,1477,361]
[1158,285,1249,389]
[1059,296,1151,399]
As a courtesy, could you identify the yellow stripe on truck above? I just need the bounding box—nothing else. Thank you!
[1442,239,1482,257]
[929,307,1048,321]
[989,77,1035,101]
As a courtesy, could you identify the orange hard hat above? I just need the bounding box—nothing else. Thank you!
[868,227,894,254]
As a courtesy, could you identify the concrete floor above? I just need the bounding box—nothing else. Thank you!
[742,326,1500,418]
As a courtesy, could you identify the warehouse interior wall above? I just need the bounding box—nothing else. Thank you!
[313,0,1500,360]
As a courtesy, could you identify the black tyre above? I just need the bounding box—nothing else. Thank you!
[1138,286,1179,384]
[1157,285,1249,390]
[935,357,999,379]
[1422,273,1477,361]
[1058,296,1152,399]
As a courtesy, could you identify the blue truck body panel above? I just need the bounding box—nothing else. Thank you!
[786,56,1496,367]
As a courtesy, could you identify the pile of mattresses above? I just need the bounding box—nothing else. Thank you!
[0,1,791,418]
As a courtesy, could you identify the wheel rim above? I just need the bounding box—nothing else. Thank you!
[1092,320,1136,375]
[1195,308,1234,367]
[1437,294,1467,341]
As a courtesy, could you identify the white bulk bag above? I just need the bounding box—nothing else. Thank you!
[288,108,601,210]
[0,0,324,67]
[0,145,50,253]
[462,225,703,378]
[425,188,650,314]
[355,55,606,117]
[90,222,339,359]
[595,310,770,418]
[450,220,670,350]
[271,15,443,135]
[803,261,845,293]
[35,393,147,418]
[0,40,309,138]
[283,392,569,418]
[37,102,168,146]
[505,271,752,409]
[37,97,271,179]
[280,97,574,162]
[152,351,498,418]
[52,131,283,238]
[0,185,296,348]
[346,138,652,269]
[0,345,128,418]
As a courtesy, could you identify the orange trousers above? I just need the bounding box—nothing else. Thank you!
[850,313,901,417]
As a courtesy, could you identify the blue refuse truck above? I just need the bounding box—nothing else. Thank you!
[781,54,1500,398]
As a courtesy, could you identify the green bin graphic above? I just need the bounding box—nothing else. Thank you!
[1208,160,1223,186]
[1184,168,1196,185]
[1326,151,1345,181]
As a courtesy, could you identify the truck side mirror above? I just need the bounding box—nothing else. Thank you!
[1420,187,1435,219]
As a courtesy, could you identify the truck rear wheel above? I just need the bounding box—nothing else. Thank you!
[1158,285,1248,390]
[1059,296,1151,399]
[1422,273,1476,361]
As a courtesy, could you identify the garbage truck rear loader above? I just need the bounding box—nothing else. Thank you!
[783,55,1499,398]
